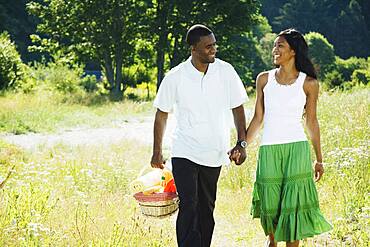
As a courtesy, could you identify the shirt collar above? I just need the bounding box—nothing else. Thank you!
[185,56,217,77]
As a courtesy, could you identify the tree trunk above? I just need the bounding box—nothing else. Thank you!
[170,36,179,68]
[111,46,123,101]
[103,52,114,90]
[155,0,173,91]
[156,47,165,92]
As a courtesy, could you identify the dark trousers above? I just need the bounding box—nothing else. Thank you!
[172,158,221,247]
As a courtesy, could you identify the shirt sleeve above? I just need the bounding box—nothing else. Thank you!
[153,73,176,112]
[229,66,248,109]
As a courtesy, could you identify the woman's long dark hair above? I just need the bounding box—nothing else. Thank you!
[278,28,317,79]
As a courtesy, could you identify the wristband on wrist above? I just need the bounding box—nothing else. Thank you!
[315,161,323,165]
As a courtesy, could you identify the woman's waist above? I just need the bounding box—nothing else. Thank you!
[264,118,304,126]
[261,131,307,145]
[264,111,304,121]
[262,124,306,137]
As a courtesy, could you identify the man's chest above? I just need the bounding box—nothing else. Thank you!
[176,73,228,111]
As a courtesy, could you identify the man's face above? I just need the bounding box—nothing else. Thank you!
[192,33,217,64]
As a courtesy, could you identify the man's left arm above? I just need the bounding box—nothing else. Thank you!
[228,104,247,165]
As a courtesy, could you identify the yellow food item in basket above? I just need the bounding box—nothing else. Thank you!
[130,167,174,193]
[142,185,162,195]
[162,169,173,183]
[130,168,162,192]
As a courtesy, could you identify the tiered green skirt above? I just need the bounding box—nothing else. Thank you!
[251,141,332,242]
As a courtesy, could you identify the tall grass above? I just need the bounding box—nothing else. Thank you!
[0,87,369,246]
[0,92,153,134]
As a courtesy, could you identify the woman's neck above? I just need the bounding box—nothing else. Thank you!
[277,62,299,81]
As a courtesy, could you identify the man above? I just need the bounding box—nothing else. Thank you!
[150,24,248,247]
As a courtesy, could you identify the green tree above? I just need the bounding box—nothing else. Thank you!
[152,0,261,89]
[258,32,275,69]
[0,32,24,90]
[335,0,370,58]
[351,69,370,85]
[334,56,368,82]
[304,32,335,79]
[27,0,148,101]
[273,0,329,33]
[0,0,39,61]
[271,0,370,58]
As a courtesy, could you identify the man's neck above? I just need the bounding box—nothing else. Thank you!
[191,57,209,73]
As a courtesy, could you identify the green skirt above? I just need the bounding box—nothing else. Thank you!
[251,141,332,242]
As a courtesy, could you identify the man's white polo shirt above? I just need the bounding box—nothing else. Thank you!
[154,57,247,167]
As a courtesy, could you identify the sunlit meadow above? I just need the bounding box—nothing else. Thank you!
[0,88,369,246]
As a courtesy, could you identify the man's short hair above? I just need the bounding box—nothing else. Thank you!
[186,24,213,46]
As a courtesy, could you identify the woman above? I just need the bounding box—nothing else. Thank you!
[245,29,332,246]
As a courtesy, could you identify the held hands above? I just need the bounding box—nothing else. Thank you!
[314,161,324,182]
[228,145,246,165]
[150,152,165,169]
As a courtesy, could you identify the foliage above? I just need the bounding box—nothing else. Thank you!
[27,0,149,101]
[264,0,370,59]
[251,15,272,40]
[211,31,268,87]
[0,0,38,61]
[0,32,25,90]
[151,0,261,88]
[322,70,345,90]
[351,69,370,85]
[305,32,336,79]
[80,75,98,92]
[257,32,276,70]
[334,56,368,82]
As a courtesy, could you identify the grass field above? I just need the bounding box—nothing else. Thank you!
[0,88,369,246]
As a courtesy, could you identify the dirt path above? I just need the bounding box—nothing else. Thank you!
[0,115,176,150]
[1,110,252,151]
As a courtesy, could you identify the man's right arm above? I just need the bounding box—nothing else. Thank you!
[150,109,168,169]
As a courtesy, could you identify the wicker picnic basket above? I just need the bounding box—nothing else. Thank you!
[134,191,179,217]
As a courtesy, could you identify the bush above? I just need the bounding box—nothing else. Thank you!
[334,56,368,82]
[80,75,98,92]
[47,62,84,94]
[305,32,336,79]
[322,56,370,89]
[322,70,345,89]
[0,32,25,90]
[351,69,370,85]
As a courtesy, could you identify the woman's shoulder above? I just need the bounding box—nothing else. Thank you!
[303,76,319,87]
[256,70,271,89]
[303,76,319,94]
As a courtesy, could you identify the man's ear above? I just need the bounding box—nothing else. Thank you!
[190,45,196,52]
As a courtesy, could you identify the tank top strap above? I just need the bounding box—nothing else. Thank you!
[296,71,307,88]
[267,68,277,83]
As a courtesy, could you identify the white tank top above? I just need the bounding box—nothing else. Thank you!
[261,69,308,145]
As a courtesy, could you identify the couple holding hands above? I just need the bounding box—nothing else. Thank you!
[150,24,332,247]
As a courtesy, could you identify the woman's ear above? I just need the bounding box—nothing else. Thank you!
[291,48,296,56]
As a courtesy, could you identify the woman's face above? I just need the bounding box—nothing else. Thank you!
[272,36,296,66]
